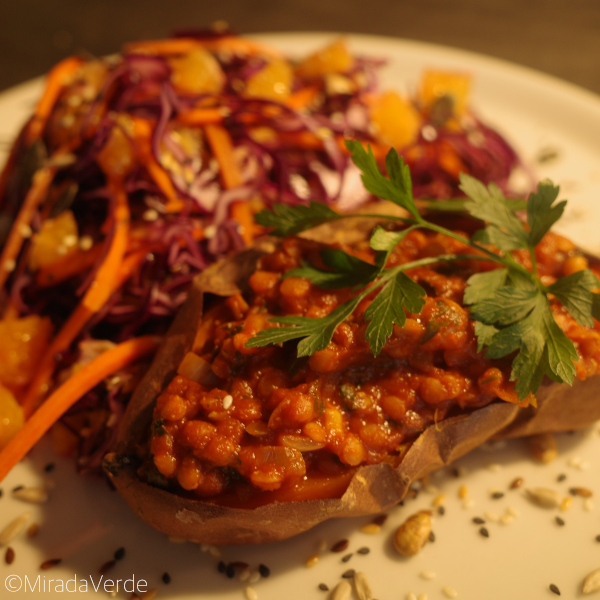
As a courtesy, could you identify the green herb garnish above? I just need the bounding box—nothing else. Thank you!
[246,140,600,401]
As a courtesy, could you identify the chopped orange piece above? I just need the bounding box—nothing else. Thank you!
[169,48,225,94]
[296,38,354,78]
[369,91,422,149]
[420,70,471,116]
[245,59,293,101]
[0,384,24,450]
[29,210,79,271]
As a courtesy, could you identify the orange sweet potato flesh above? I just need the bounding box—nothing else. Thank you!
[104,235,600,545]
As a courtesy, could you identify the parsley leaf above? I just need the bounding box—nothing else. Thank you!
[254,202,341,237]
[364,272,426,356]
[526,180,566,246]
[463,269,508,305]
[287,248,379,290]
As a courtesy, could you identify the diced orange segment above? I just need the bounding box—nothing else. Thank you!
[0,384,24,450]
[296,38,354,78]
[0,316,53,391]
[169,48,225,94]
[245,59,293,101]
[420,70,471,116]
[369,91,422,149]
[29,210,80,271]
[96,117,136,179]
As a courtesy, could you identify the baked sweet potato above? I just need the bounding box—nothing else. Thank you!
[104,225,600,545]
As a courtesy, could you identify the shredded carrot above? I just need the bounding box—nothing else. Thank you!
[285,85,321,111]
[230,200,263,245]
[176,107,226,127]
[0,167,55,290]
[124,36,282,59]
[204,123,242,189]
[0,335,160,483]
[26,56,84,146]
[20,182,130,416]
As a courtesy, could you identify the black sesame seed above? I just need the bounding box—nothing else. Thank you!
[0,488,3,498]
[12,485,23,493]
[43,462,55,473]
[357,547,370,555]
[549,583,561,595]
[596,534,600,543]
[428,531,436,543]
[217,561,227,574]
[557,473,567,483]
[225,564,235,579]
[437,505,446,516]
[258,564,270,578]
[491,491,504,500]
[341,553,353,563]
[479,527,490,538]
[162,572,171,585]
[472,517,485,525]
[341,569,355,579]
[318,583,329,591]
[555,516,565,527]
[114,547,125,561]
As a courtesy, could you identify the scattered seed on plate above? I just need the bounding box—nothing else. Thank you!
[570,486,593,498]
[442,585,459,598]
[458,485,468,500]
[499,513,515,525]
[248,571,261,584]
[306,553,320,568]
[479,527,490,538]
[556,473,567,483]
[582,567,600,594]
[419,570,437,581]
[245,586,258,600]
[318,583,329,592]
[549,583,561,595]
[462,498,474,509]
[555,516,565,526]
[27,523,40,538]
[0,511,31,545]
[561,497,573,511]
[585,498,595,512]
[12,486,49,504]
[484,511,499,522]
[359,523,381,535]
[525,487,561,508]
[353,571,373,600]
[258,564,270,578]
[357,547,370,555]
[437,505,446,516]
[472,517,485,525]
[432,494,445,507]
[393,511,432,557]
[341,569,355,579]
[417,593,428,600]
[341,553,353,563]
[331,539,349,553]
[161,572,171,584]
[486,463,502,472]
[114,546,126,561]
[509,477,524,490]
[428,531,436,543]
[407,593,418,600]
[330,580,352,600]
[40,558,62,570]
[491,491,505,500]
[5,546,15,565]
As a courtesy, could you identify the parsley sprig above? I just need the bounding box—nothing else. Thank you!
[246,140,600,400]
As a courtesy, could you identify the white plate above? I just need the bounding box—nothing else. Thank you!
[2,33,600,600]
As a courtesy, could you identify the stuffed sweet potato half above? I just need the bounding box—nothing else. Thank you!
[104,151,600,544]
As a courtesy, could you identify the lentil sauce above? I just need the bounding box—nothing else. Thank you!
[149,228,600,502]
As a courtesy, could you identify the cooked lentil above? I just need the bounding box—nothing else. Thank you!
[146,232,600,501]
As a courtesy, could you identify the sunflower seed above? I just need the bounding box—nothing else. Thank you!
[525,487,561,508]
[329,580,351,600]
[583,567,600,594]
[353,572,373,600]
[0,512,31,546]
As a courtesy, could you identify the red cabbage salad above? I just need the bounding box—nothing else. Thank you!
[0,30,524,474]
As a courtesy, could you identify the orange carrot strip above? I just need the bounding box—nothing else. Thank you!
[204,123,242,189]
[124,36,282,59]
[21,182,130,416]
[0,166,55,290]
[26,56,84,145]
[230,200,262,245]
[285,85,321,111]
[0,335,160,483]
[131,117,181,210]
[176,107,226,127]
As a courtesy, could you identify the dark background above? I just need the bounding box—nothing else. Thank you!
[1,0,599,95]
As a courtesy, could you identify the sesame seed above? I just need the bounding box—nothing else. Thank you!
[356,547,370,555]
[556,473,567,482]
[472,517,485,525]
[318,583,329,591]
[437,505,446,516]
[479,527,489,538]
[114,547,126,561]
[509,477,524,489]
[248,571,261,584]
[555,516,565,526]
[585,498,595,512]
[258,564,270,578]
[341,553,353,563]
[442,586,459,598]
[491,491,505,500]
[549,583,561,595]
[161,572,171,584]
[5,547,15,565]
[419,570,437,580]
[341,569,355,579]
[484,511,499,522]
[245,585,258,600]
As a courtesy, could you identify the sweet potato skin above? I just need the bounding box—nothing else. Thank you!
[104,237,600,545]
